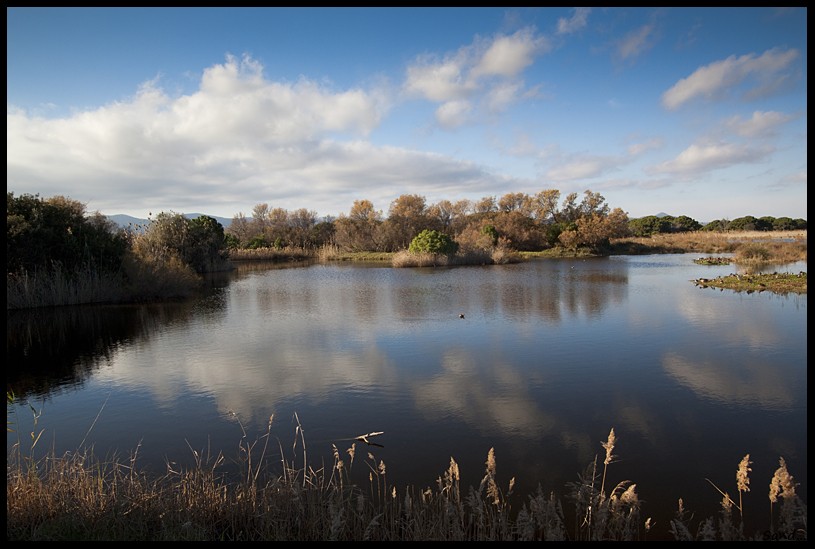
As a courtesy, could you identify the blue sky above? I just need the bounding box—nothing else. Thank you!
[7,7,808,223]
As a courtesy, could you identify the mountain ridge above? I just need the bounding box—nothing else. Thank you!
[107,213,233,230]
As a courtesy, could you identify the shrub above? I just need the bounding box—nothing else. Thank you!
[734,243,771,263]
[408,229,458,256]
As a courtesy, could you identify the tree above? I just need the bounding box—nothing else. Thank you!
[349,199,382,222]
[7,192,127,274]
[559,208,629,251]
[136,212,229,273]
[578,190,609,218]
[560,192,581,223]
[333,199,383,252]
[226,212,253,247]
[288,208,318,248]
[530,189,561,224]
[427,199,455,231]
[408,229,459,256]
[702,219,730,231]
[729,216,760,231]
[185,215,230,272]
[473,195,498,214]
[384,194,429,251]
[772,217,797,231]
[498,192,531,215]
[669,215,702,233]
[629,216,671,236]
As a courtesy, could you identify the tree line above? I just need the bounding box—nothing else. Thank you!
[224,190,807,254]
[6,189,808,307]
[7,192,231,307]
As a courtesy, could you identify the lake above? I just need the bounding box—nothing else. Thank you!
[6,254,807,540]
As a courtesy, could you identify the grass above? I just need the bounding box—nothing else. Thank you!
[227,246,314,262]
[609,230,807,260]
[6,404,807,541]
[693,272,807,294]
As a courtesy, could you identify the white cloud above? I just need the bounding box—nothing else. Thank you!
[650,141,774,176]
[542,142,654,181]
[661,48,800,110]
[403,54,473,103]
[471,28,549,79]
[616,24,655,62]
[627,137,662,156]
[484,81,523,113]
[724,110,795,138]
[774,169,807,189]
[435,100,472,129]
[403,27,548,127]
[7,54,528,218]
[557,8,590,35]
[545,156,619,181]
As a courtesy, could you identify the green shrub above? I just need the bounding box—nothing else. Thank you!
[408,229,459,256]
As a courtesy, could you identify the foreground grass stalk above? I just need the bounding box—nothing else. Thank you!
[6,421,807,541]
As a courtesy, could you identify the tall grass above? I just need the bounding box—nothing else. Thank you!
[6,411,806,541]
[228,246,314,262]
[611,230,807,263]
[7,248,206,310]
[6,264,127,310]
[391,246,522,268]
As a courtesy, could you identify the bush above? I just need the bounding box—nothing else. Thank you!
[408,229,459,256]
[734,243,771,263]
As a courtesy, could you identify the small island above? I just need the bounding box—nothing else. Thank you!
[693,272,807,294]
[693,256,732,265]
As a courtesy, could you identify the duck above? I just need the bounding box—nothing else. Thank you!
[459,313,465,319]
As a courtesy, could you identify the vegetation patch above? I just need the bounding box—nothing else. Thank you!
[6,413,807,541]
[693,256,732,265]
[693,272,807,294]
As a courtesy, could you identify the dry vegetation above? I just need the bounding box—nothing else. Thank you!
[609,230,807,259]
[693,272,807,294]
[6,409,807,541]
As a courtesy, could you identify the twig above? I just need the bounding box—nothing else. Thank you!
[354,431,384,444]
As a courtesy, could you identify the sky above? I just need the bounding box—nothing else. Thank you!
[6,7,808,224]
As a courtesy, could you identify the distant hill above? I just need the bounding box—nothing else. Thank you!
[107,213,233,231]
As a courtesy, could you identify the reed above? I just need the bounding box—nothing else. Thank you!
[6,264,127,310]
[6,408,806,541]
[228,246,313,262]
[610,230,807,263]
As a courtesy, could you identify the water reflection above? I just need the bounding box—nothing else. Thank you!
[662,351,797,410]
[7,303,197,398]
[6,255,806,540]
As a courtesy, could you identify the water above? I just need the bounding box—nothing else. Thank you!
[7,254,807,539]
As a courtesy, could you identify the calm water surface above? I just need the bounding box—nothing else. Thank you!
[7,254,807,540]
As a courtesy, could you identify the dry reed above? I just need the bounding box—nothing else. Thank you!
[6,412,807,541]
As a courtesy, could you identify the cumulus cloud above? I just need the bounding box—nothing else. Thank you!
[403,54,474,103]
[7,53,525,218]
[557,7,590,35]
[470,28,548,78]
[403,27,549,126]
[661,48,800,110]
[649,141,774,176]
